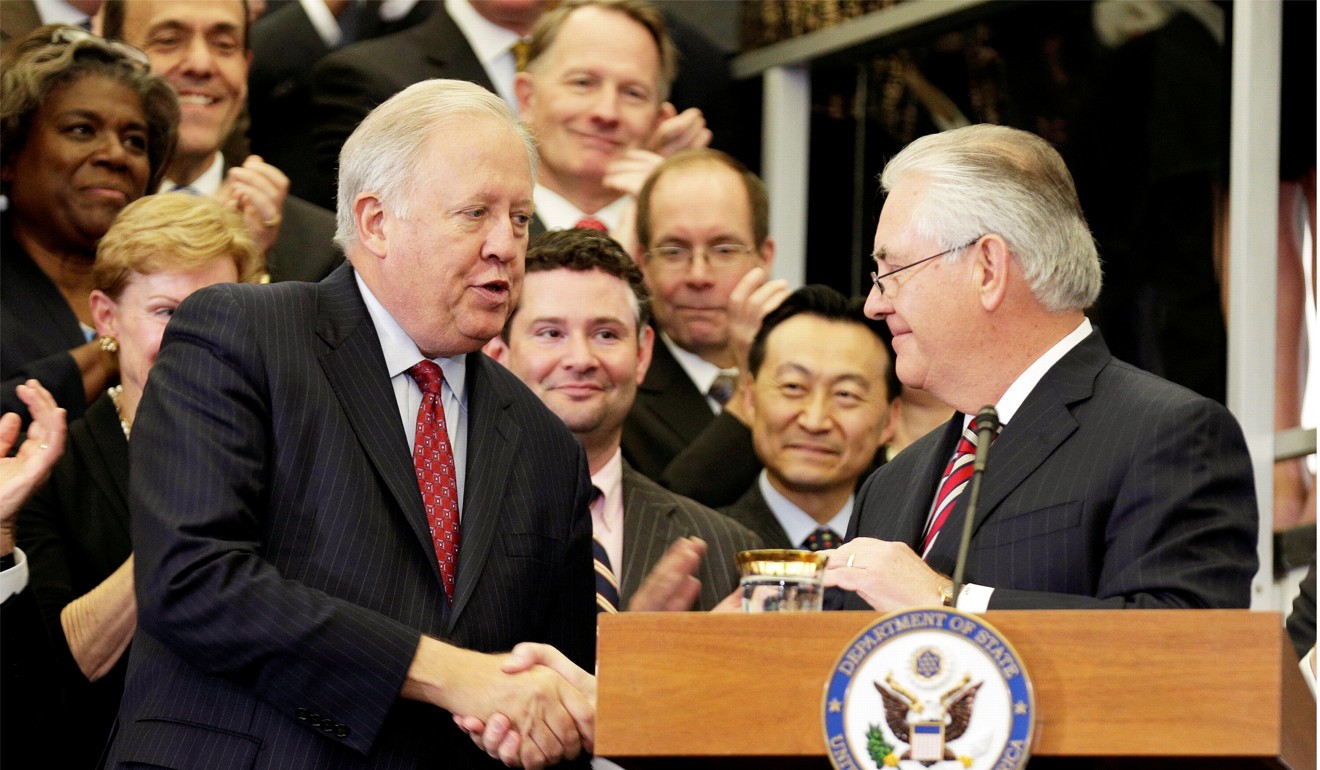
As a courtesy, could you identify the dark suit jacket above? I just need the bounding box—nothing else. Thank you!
[1,220,88,423]
[1289,559,1316,661]
[17,392,132,768]
[619,464,761,610]
[720,482,794,551]
[844,330,1258,610]
[267,194,343,283]
[249,0,435,202]
[106,264,595,769]
[621,331,715,480]
[308,8,494,209]
[661,411,761,508]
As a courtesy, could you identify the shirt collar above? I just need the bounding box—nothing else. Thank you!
[34,0,87,25]
[532,184,629,231]
[354,270,467,398]
[660,331,726,395]
[991,317,1092,426]
[757,470,853,548]
[446,0,522,69]
[589,447,625,531]
[160,152,225,196]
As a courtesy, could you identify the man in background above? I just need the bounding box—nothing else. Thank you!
[721,286,895,551]
[103,0,342,283]
[487,228,760,613]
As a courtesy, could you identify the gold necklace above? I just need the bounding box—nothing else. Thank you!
[107,385,131,441]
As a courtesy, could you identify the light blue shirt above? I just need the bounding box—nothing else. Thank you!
[757,470,852,548]
[355,272,468,514]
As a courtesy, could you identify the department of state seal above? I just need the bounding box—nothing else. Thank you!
[822,608,1034,770]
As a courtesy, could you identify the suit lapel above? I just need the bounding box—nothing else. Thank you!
[314,267,439,587]
[925,331,1106,566]
[448,353,518,629]
[636,332,716,443]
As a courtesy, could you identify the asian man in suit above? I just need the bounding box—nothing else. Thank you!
[486,228,761,612]
[105,79,595,770]
[824,124,1258,612]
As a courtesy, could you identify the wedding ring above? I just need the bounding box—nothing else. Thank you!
[39,444,48,450]
[262,214,283,228]
[846,553,856,568]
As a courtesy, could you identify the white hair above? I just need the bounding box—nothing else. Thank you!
[334,79,538,249]
[879,124,1102,312]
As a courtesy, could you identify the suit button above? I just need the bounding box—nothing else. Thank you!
[320,721,335,732]
[295,708,309,721]
[335,724,350,738]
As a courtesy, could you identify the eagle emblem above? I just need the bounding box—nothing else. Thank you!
[875,672,981,765]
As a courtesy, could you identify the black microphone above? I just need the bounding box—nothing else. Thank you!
[950,405,999,604]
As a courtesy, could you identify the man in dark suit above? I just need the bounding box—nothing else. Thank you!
[103,0,342,283]
[624,149,778,481]
[720,287,895,552]
[486,229,760,612]
[248,0,436,201]
[104,80,595,770]
[825,124,1258,612]
[308,0,543,209]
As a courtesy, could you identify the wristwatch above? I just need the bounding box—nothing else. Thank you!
[938,583,956,607]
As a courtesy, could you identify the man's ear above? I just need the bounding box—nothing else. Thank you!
[758,236,776,271]
[354,193,389,259]
[635,324,655,384]
[483,335,510,366]
[974,235,1011,312]
[514,72,535,115]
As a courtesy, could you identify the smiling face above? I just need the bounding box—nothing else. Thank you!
[370,117,535,358]
[119,0,247,174]
[92,257,240,418]
[3,74,151,254]
[515,5,662,199]
[642,162,772,364]
[493,268,653,450]
[748,314,891,501]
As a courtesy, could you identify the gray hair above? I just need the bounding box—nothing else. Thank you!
[879,124,1102,312]
[334,79,538,249]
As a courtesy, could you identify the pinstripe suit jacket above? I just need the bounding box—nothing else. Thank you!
[844,330,1258,610]
[107,264,595,769]
[618,465,762,611]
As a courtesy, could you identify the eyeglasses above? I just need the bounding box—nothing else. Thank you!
[869,236,982,296]
[646,243,756,273]
[49,26,151,72]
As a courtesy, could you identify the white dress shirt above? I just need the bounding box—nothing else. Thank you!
[445,0,522,110]
[532,185,630,233]
[661,332,732,415]
[355,271,469,513]
[158,152,224,195]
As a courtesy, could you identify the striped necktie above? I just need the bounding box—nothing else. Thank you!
[920,424,980,557]
[590,487,619,613]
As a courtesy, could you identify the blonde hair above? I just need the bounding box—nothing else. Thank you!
[94,194,265,298]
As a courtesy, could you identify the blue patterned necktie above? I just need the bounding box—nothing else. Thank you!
[803,527,841,552]
[591,487,619,613]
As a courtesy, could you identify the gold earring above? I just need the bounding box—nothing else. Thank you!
[99,336,119,354]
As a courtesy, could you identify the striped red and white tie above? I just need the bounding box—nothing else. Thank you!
[920,425,980,558]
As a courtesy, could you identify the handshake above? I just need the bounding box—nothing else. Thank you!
[406,638,595,770]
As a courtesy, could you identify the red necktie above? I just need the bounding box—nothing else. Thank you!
[408,361,460,602]
[574,217,608,232]
[920,425,979,557]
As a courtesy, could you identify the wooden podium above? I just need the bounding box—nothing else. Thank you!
[596,610,1315,769]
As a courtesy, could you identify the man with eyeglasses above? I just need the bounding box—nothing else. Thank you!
[823,124,1257,613]
[622,148,780,485]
